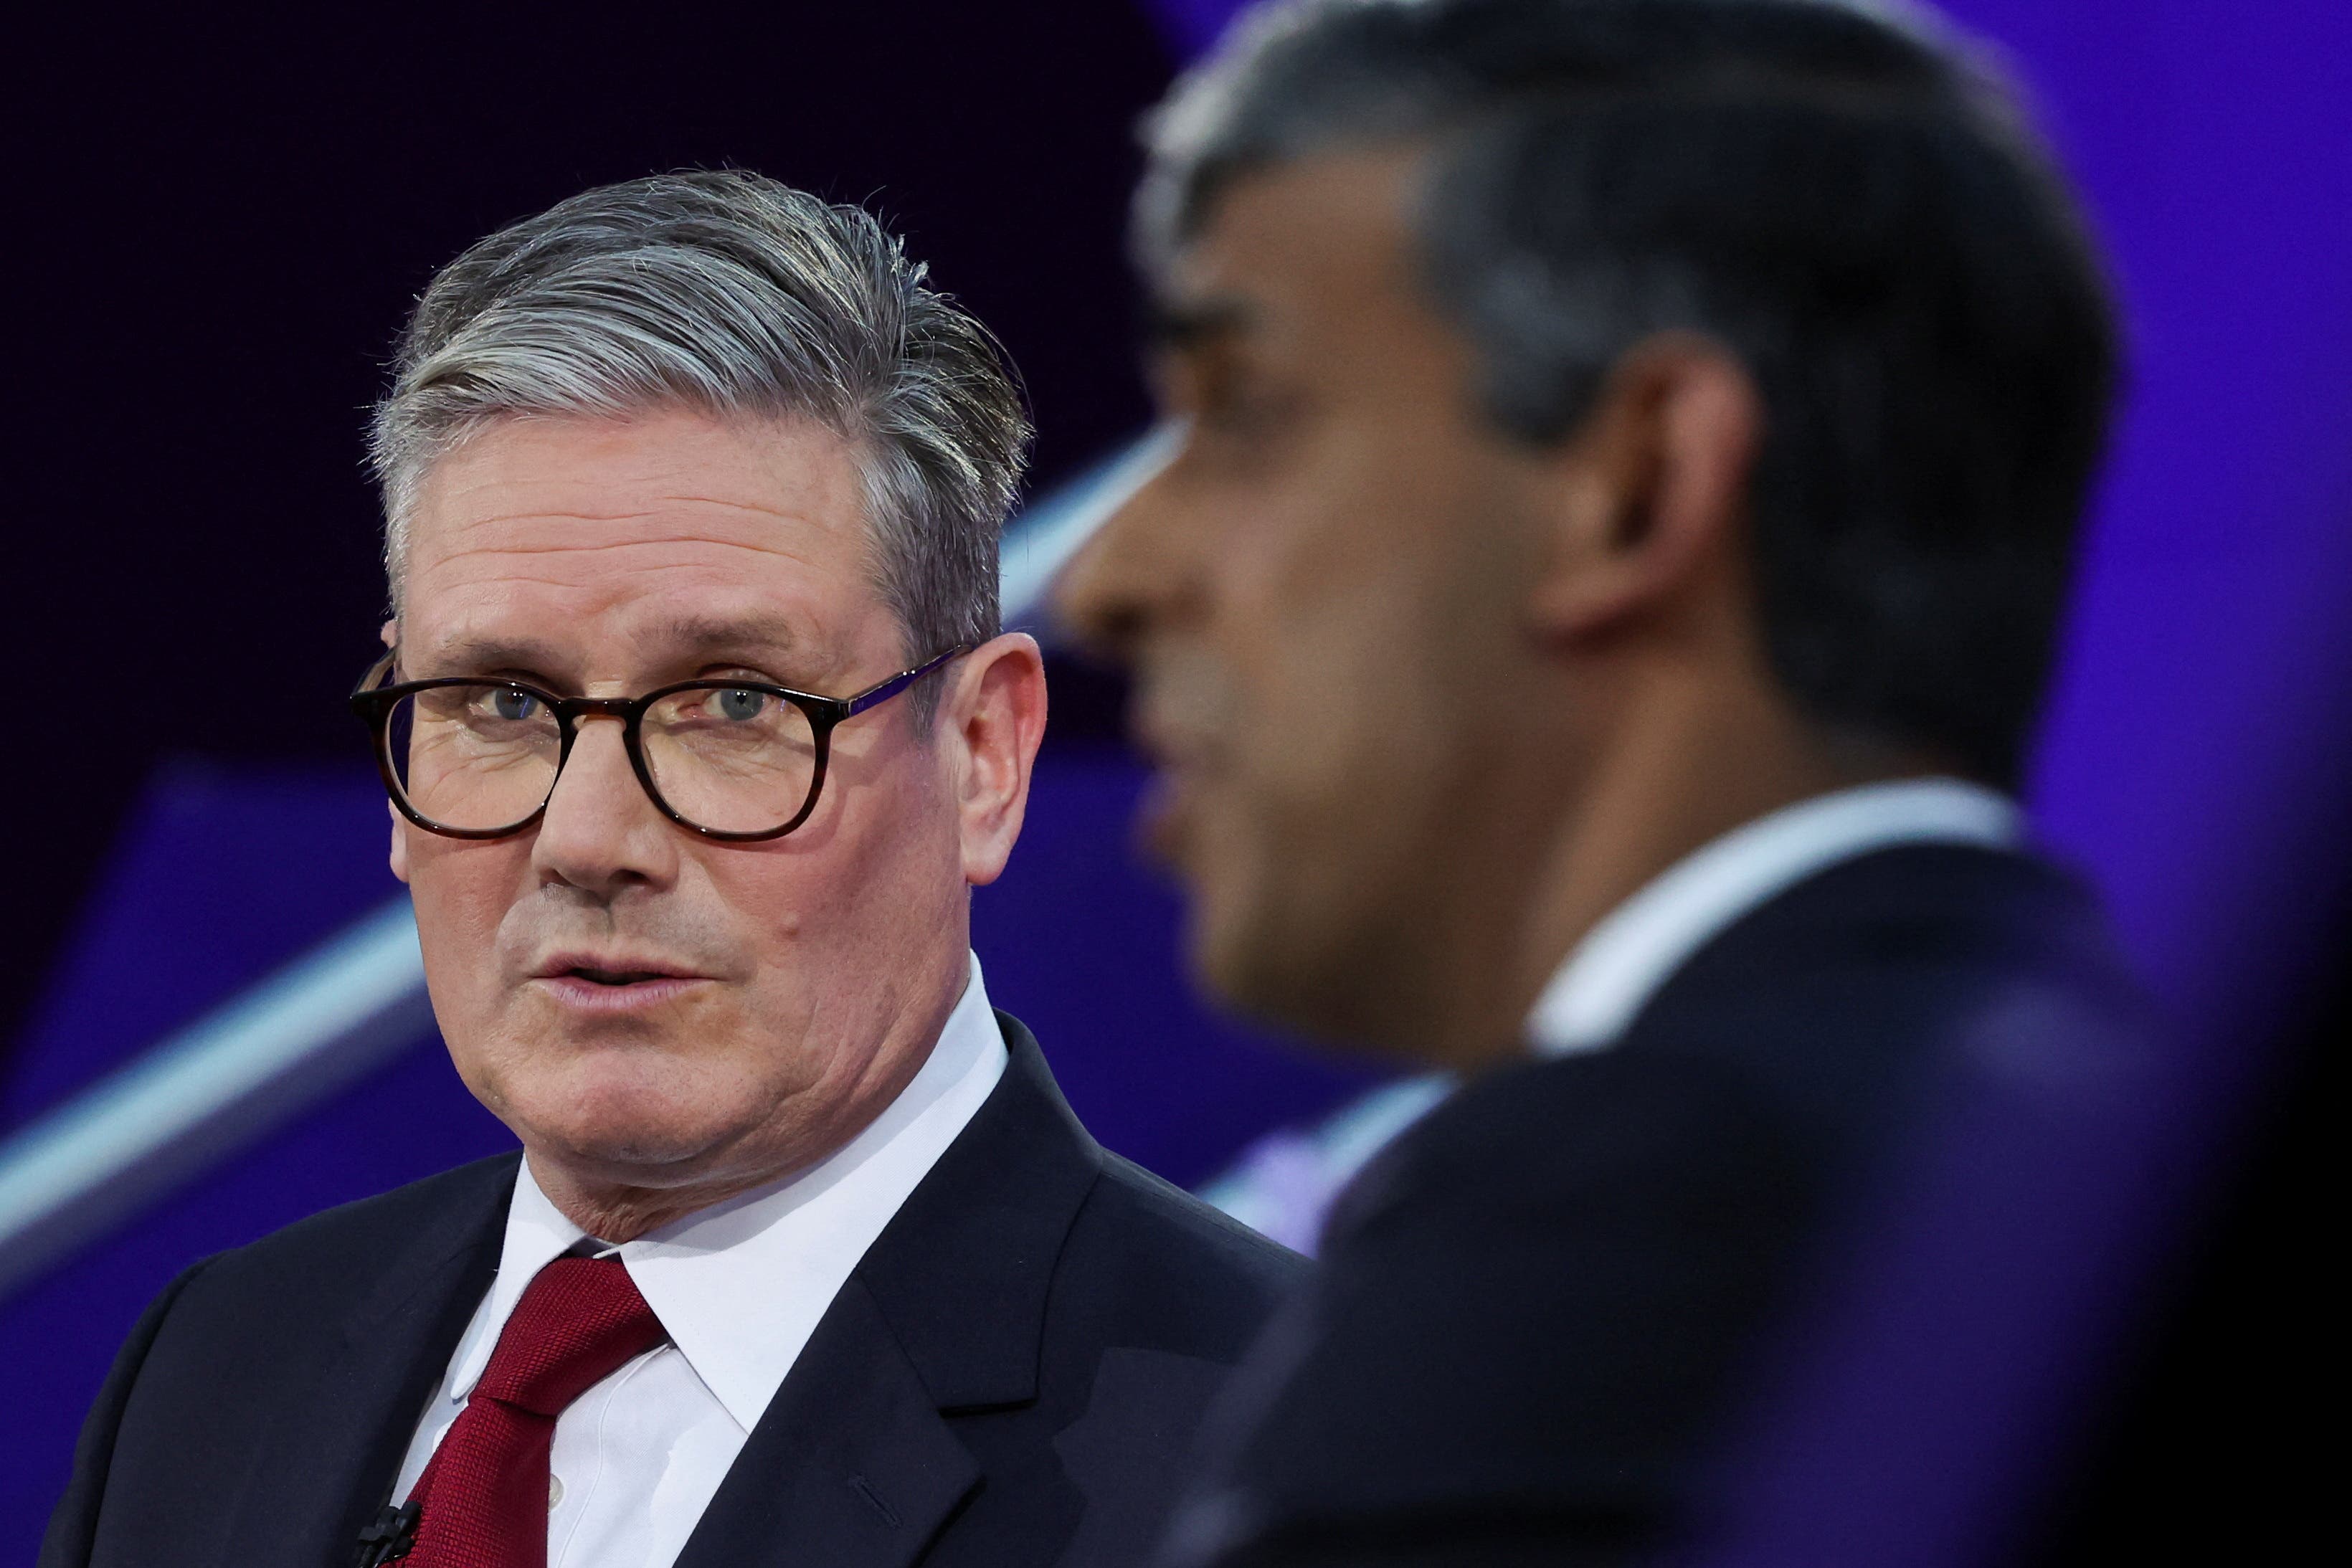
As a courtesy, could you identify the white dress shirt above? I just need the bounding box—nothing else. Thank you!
[392,952,1008,1568]
[1527,777,2022,1057]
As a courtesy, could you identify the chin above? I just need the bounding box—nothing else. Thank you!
[550,1111,726,1169]
[532,1108,733,1174]
[497,1053,754,1175]
[1192,868,1426,1060]
[1193,891,1332,1038]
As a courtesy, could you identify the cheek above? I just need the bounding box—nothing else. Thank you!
[1202,491,1509,972]
[1230,521,1451,809]
[707,766,964,992]
[404,836,531,1019]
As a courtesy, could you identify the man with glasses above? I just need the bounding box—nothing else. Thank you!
[44,171,1300,1568]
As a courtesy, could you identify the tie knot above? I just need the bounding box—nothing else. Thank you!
[473,1255,666,1416]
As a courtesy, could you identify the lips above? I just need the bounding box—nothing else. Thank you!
[530,952,711,987]
[524,954,714,1017]
[567,966,676,986]
[1132,731,1218,870]
[1129,693,1221,779]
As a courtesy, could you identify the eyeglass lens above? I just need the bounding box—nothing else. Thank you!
[385,684,820,836]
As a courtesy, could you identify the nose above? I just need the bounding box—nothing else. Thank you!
[530,713,680,898]
[1051,437,1200,667]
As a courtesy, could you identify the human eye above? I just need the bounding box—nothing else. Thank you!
[1185,360,1304,466]
[704,686,771,723]
[473,686,546,725]
[651,685,783,736]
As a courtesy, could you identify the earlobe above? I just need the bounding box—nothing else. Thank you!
[389,802,410,885]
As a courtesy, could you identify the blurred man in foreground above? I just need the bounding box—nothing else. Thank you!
[1058,0,2143,1560]
[47,171,1299,1568]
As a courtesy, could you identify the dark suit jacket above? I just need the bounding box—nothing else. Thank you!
[1161,845,2151,1568]
[44,1013,1305,1568]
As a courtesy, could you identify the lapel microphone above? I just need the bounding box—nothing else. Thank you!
[353,1500,421,1567]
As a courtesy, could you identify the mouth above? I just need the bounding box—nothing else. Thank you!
[1135,745,1215,870]
[1129,694,1218,780]
[528,954,714,1012]
[1125,662,1239,865]
[564,966,684,986]
[1129,704,1220,860]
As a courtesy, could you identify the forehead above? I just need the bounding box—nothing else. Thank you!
[397,409,887,674]
[1157,145,1446,363]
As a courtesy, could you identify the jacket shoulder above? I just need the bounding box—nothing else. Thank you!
[1054,1151,1307,1362]
[1625,844,2152,1163]
[179,1151,518,1304]
[1654,845,2143,1032]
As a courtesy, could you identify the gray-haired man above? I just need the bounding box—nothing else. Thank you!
[44,171,1301,1568]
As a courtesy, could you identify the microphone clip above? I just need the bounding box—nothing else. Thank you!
[354,1500,421,1567]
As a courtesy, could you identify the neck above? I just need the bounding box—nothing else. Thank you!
[1423,658,1930,1073]
[526,1167,767,1247]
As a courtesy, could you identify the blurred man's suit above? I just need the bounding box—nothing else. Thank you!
[47,1016,1300,1568]
[1165,789,2146,1567]
[1052,0,2148,1559]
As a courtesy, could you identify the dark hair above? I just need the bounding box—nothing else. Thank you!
[1142,0,2119,782]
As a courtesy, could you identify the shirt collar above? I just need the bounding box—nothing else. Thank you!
[1527,777,2021,1058]
[447,951,1008,1432]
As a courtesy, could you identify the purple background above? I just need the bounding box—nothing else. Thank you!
[5,1,2348,1560]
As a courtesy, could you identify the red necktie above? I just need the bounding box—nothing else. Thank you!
[401,1255,667,1568]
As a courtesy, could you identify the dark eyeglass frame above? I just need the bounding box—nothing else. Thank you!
[349,644,971,843]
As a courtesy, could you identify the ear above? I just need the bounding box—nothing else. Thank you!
[379,619,409,883]
[379,620,412,883]
[389,800,412,885]
[1524,334,1763,643]
[945,632,1049,887]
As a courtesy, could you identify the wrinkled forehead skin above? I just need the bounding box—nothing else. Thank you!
[396,410,904,693]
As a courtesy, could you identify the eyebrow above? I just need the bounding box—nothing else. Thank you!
[1145,294,1259,351]
[647,614,807,665]
[409,615,810,685]
[402,634,566,682]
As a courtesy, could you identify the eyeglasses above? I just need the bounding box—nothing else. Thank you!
[350,645,969,842]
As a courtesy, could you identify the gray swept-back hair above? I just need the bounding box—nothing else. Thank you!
[370,169,1030,718]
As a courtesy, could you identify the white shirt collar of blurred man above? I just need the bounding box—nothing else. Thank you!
[1530,776,2023,1058]
[1202,777,2026,1255]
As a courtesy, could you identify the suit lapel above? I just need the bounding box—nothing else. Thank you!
[214,1020,1097,1568]
[853,1014,1105,1406]
[678,1014,1106,1568]
[675,1279,981,1568]
[227,1154,515,1568]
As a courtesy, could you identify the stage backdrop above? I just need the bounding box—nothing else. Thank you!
[4,1,2348,1561]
